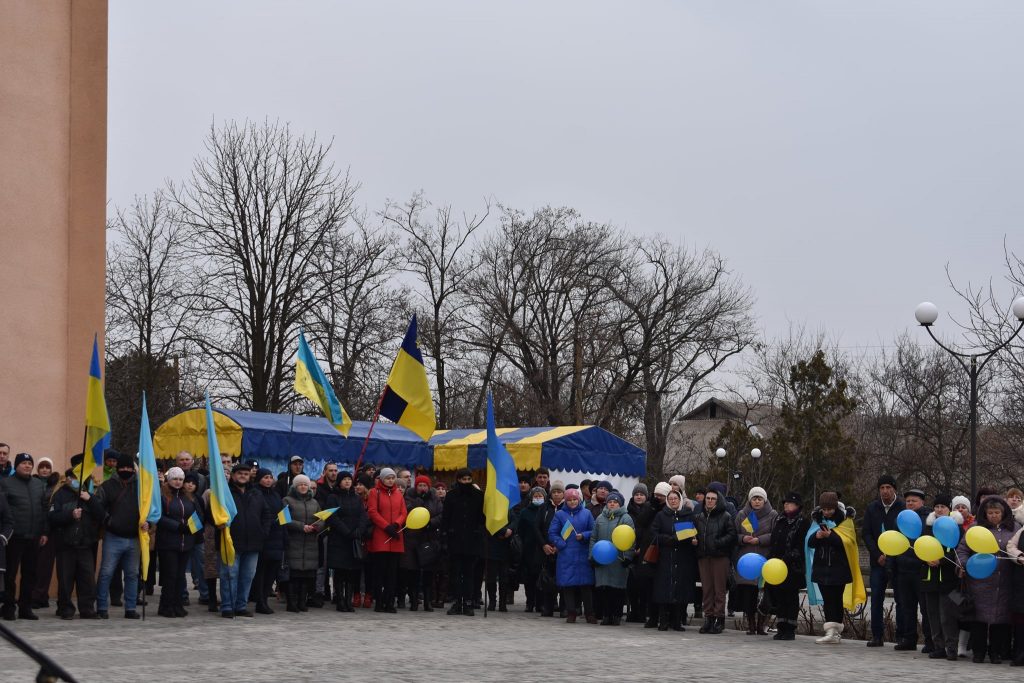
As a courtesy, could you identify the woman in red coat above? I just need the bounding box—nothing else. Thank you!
[366,468,407,613]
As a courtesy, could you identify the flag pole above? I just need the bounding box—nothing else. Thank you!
[353,387,387,477]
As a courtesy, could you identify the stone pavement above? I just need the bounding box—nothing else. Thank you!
[0,596,1018,682]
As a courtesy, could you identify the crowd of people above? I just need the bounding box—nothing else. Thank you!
[2,441,1024,666]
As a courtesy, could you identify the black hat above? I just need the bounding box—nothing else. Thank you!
[933,492,953,508]
[255,468,272,482]
[103,449,120,463]
[877,474,897,489]
[356,474,374,489]
[184,472,201,486]
[69,453,84,468]
[246,459,260,469]
[116,452,135,469]
[14,452,33,467]
[455,467,473,480]
[338,470,353,481]
[783,491,803,507]
[518,472,533,484]
[595,480,613,492]
[231,462,249,473]
[903,487,927,501]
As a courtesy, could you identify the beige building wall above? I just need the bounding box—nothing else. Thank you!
[0,0,108,469]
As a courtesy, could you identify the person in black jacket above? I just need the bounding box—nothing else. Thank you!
[893,487,933,652]
[276,456,305,498]
[517,486,548,613]
[535,481,565,617]
[215,463,273,618]
[809,492,852,644]
[627,483,662,626]
[0,453,48,621]
[694,488,737,634]
[862,473,905,647]
[47,469,100,619]
[90,452,144,619]
[767,491,810,640]
[441,468,484,616]
[156,467,198,618]
[325,470,369,612]
[253,468,285,614]
[651,490,697,631]
[920,493,962,661]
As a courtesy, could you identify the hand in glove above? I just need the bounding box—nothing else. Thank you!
[384,523,400,538]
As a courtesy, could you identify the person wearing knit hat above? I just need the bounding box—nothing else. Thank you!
[669,474,686,496]
[632,483,649,499]
[735,485,777,634]
[291,474,311,488]
[48,465,102,620]
[401,471,442,612]
[549,479,597,623]
[355,474,374,497]
[156,460,199,618]
[281,470,324,613]
[0,452,47,620]
[652,482,671,500]
[323,460,370,612]
[625,481,656,624]
[89,450,144,620]
[30,456,60,610]
[253,466,285,614]
[767,491,810,641]
[366,462,405,613]
[587,480,613,518]
[809,491,851,644]
[922,492,963,661]
[863,473,905,647]
[535,479,565,617]
[591,488,634,625]
[549,480,566,494]
[517,486,549,613]
[893,487,933,653]
[377,467,397,480]
[441,465,484,616]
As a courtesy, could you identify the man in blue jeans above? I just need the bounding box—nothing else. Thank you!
[861,474,905,647]
[216,463,272,618]
[90,452,146,619]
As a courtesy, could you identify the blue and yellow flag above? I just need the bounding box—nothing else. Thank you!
[313,507,338,522]
[137,393,163,581]
[674,521,697,540]
[277,507,292,526]
[205,393,238,565]
[82,335,111,480]
[483,394,520,535]
[561,519,575,541]
[187,511,204,534]
[295,331,352,437]
[741,513,759,534]
[379,315,436,441]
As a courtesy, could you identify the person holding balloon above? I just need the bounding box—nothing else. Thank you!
[733,486,777,636]
[694,488,737,634]
[1000,500,1024,666]
[918,492,964,661]
[766,491,809,641]
[892,488,934,653]
[588,491,635,625]
[955,495,1019,664]
[650,489,697,631]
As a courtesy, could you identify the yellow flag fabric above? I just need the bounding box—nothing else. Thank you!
[834,519,867,610]
[295,331,352,436]
[379,316,435,440]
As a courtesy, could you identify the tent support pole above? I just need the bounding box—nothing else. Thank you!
[354,388,387,476]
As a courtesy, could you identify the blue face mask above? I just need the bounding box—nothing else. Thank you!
[532,498,544,506]
[69,479,81,491]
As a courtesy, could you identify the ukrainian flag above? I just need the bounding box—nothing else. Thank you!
[187,511,204,534]
[379,315,436,441]
[561,519,575,541]
[277,507,292,526]
[674,521,697,540]
[295,331,352,437]
[205,393,238,565]
[82,335,111,480]
[137,393,163,581]
[741,513,759,534]
[483,394,520,535]
[314,507,338,521]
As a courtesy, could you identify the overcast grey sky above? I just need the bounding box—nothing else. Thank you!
[108,1,1024,354]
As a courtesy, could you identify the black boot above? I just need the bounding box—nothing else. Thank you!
[699,616,713,634]
[447,599,464,616]
[755,613,767,635]
[285,583,300,613]
[422,586,434,612]
[207,578,219,612]
[972,623,988,663]
[657,606,670,631]
[745,611,757,635]
[712,616,725,634]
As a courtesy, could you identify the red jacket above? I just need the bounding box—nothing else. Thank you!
[366,480,408,553]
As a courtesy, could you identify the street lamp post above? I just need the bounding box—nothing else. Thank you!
[914,297,1024,498]
[715,447,765,494]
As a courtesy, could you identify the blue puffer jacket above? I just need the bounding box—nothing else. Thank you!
[548,503,595,587]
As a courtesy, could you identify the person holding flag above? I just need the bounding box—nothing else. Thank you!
[441,468,484,617]
[90,451,144,619]
[650,489,698,631]
[482,394,521,614]
[281,474,324,613]
[548,487,596,623]
[734,486,777,635]
[156,466,200,618]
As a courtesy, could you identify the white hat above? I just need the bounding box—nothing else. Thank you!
[952,495,971,513]
[292,474,311,487]
[747,486,768,502]
[378,467,396,479]
[166,467,185,480]
[653,482,672,497]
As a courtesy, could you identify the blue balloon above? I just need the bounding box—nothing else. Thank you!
[933,516,961,549]
[592,540,619,565]
[897,509,923,540]
[737,552,767,581]
[967,553,997,580]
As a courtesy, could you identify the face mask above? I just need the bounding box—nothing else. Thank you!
[532,498,544,506]
[118,470,134,481]
[69,479,81,491]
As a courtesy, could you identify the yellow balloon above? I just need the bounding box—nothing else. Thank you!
[913,535,944,563]
[762,558,789,585]
[406,506,430,530]
[611,524,636,551]
[877,529,910,557]
[966,526,999,554]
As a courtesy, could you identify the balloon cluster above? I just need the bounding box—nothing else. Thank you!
[875,509,1000,580]
[736,553,789,585]
[592,526,637,565]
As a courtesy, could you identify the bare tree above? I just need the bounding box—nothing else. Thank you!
[170,120,357,411]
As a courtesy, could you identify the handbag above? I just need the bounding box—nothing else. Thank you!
[351,539,366,561]
[643,542,660,565]
[949,579,975,621]
[417,540,441,568]
[537,565,557,592]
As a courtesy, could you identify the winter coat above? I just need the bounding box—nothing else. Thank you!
[734,502,777,586]
[275,469,304,499]
[218,483,273,555]
[89,474,139,539]
[808,507,852,587]
[861,495,905,566]
[650,504,697,604]
[257,485,286,559]
[487,505,520,563]
[47,484,100,549]
[156,489,199,553]
[919,511,962,594]
[1,473,49,538]
[441,482,485,556]
[590,507,635,589]
[201,491,219,579]
[325,488,370,570]
[517,501,547,572]
[628,498,661,579]
[366,481,407,554]
[694,504,737,559]
[767,512,809,592]
[283,489,323,572]
[402,488,444,570]
[548,503,595,587]
[0,494,11,572]
[956,497,1018,624]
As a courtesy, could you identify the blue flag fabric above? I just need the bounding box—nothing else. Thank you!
[483,393,520,535]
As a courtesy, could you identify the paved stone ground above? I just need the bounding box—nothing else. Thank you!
[0,591,1018,682]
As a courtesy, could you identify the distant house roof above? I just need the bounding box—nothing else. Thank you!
[664,397,780,476]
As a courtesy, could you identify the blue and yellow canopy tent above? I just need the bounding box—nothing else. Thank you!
[153,407,645,485]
